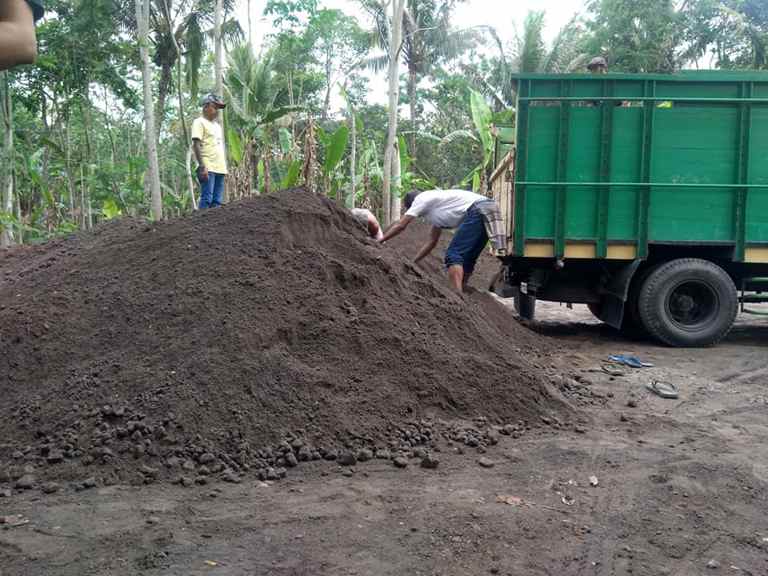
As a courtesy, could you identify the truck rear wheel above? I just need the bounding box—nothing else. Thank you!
[637,258,737,347]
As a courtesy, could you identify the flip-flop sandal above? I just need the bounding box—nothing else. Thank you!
[646,380,679,399]
[608,354,655,368]
[601,364,629,377]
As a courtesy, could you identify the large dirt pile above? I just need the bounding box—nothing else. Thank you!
[0,189,562,489]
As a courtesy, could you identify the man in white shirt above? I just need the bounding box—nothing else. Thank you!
[380,189,505,292]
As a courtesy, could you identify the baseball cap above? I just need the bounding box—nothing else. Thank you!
[201,93,226,108]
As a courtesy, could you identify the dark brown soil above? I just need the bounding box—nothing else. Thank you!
[0,189,561,488]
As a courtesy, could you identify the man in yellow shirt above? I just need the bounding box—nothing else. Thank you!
[191,94,228,208]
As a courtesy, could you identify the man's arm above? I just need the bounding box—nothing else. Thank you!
[192,138,208,181]
[414,226,442,263]
[380,215,415,243]
[0,0,37,71]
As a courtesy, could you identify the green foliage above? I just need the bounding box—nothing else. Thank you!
[265,0,319,29]
[322,125,350,177]
[101,199,122,220]
[281,160,303,189]
[585,0,683,72]
[226,128,244,165]
[514,11,547,73]
[4,0,767,246]
[470,89,493,166]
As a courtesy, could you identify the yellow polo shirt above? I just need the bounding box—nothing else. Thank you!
[191,117,228,174]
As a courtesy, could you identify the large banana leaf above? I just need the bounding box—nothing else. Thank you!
[470,89,493,165]
[281,159,302,189]
[322,125,349,176]
[226,128,244,165]
[261,105,305,126]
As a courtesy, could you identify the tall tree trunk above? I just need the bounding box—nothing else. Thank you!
[391,141,401,219]
[348,99,357,209]
[62,121,75,220]
[136,0,163,221]
[80,163,87,230]
[263,139,272,196]
[408,66,418,170]
[302,118,316,194]
[322,53,332,121]
[170,22,196,211]
[154,61,173,139]
[1,72,14,248]
[382,0,406,227]
[214,0,224,98]
[247,0,252,46]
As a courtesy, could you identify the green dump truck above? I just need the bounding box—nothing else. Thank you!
[489,71,768,347]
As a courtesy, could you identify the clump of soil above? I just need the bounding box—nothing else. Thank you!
[0,188,561,489]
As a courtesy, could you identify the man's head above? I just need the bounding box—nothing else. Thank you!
[201,93,226,120]
[404,190,423,211]
[587,56,608,74]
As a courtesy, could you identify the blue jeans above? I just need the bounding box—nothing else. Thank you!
[198,172,225,209]
[444,202,490,276]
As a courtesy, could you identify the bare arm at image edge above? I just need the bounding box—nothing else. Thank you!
[0,0,38,70]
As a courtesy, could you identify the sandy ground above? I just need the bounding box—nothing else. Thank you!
[2,302,768,576]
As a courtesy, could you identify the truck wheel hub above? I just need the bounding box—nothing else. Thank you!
[668,281,717,327]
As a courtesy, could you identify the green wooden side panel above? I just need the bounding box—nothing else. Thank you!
[656,82,740,99]
[746,107,768,242]
[650,186,736,242]
[508,72,768,259]
[525,108,559,238]
[650,107,738,242]
[607,110,643,240]
[565,109,601,239]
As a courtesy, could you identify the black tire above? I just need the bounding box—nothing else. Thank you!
[637,258,737,347]
[514,293,537,320]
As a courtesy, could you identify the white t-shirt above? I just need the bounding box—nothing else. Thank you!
[405,189,487,229]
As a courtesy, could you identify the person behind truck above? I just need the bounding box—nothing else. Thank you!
[379,189,506,293]
[351,208,383,240]
[0,0,44,70]
[192,94,228,209]
[587,56,608,74]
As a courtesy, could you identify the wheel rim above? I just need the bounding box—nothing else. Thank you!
[665,280,719,331]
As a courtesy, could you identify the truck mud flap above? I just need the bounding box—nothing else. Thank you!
[600,260,642,329]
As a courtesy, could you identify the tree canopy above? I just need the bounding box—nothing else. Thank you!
[1,0,766,245]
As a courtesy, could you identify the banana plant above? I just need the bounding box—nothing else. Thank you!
[430,88,495,191]
[316,124,350,201]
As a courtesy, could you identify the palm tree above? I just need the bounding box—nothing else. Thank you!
[224,45,303,197]
[117,0,242,136]
[135,0,163,220]
[361,0,476,164]
[479,11,588,110]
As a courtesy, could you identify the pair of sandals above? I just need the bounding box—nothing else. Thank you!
[602,355,679,399]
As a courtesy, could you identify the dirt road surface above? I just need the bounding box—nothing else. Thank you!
[2,302,768,576]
